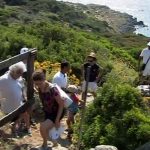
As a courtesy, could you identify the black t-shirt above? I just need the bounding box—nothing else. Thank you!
[83,63,100,82]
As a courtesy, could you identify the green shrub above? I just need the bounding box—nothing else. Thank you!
[75,82,150,150]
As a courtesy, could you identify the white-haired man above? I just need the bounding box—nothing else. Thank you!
[0,62,31,137]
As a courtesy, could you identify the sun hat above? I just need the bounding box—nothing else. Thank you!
[49,125,64,140]
[20,47,29,54]
[147,42,150,46]
[67,85,78,93]
[87,52,96,59]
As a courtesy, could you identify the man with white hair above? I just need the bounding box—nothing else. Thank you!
[0,62,31,136]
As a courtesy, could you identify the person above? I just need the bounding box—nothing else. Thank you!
[0,62,31,136]
[66,85,80,139]
[139,42,150,77]
[81,52,100,100]
[20,46,29,80]
[20,46,29,55]
[32,70,65,149]
[52,61,70,92]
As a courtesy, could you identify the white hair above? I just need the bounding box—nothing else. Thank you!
[9,61,27,73]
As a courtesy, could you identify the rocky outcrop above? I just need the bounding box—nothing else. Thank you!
[65,3,144,34]
[90,145,118,150]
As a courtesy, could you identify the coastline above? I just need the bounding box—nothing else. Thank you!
[65,2,146,35]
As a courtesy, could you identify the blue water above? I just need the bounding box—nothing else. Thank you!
[57,0,150,37]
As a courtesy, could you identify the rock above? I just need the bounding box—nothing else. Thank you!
[95,145,118,150]
[136,142,150,150]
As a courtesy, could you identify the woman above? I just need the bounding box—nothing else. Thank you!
[32,70,64,149]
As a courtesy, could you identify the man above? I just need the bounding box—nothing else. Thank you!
[20,46,29,80]
[0,62,30,136]
[52,61,70,92]
[82,52,100,100]
[20,46,29,55]
[139,42,150,77]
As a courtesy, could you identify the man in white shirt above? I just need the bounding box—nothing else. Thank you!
[139,42,150,76]
[0,62,26,113]
[52,61,70,92]
[0,62,30,136]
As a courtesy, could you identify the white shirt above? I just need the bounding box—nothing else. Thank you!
[52,71,68,88]
[140,48,150,64]
[140,48,150,76]
[0,73,23,114]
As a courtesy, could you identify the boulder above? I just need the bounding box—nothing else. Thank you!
[136,142,150,150]
[95,145,118,150]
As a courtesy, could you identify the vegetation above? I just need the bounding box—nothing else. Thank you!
[0,0,150,149]
[74,69,150,149]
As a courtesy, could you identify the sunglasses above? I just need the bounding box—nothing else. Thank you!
[88,60,93,62]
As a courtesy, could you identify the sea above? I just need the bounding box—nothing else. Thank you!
[57,0,150,37]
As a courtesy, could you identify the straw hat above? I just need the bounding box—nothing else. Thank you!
[88,52,96,59]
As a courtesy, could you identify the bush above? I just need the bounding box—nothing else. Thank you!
[74,82,150,150]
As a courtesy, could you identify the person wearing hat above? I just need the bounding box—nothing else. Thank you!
[81,52,100,100]
[139,42,150,77]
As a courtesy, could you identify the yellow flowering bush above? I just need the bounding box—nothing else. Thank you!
[34,61,80,85]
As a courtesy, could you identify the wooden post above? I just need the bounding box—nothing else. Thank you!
[27,50,36,100]
[77,66,91,150]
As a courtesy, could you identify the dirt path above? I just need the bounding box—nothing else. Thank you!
[0,94,94,150]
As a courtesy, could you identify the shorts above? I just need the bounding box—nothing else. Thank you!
[82,80,98,93]
[68,102,78,115]
[44,109,66,123]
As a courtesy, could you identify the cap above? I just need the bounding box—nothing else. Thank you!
[20,47,29,54]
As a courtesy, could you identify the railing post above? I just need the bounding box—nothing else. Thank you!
[77,66,91,150]
[27,50,36,100]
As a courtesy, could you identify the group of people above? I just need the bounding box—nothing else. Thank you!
[32,52,101,149]
[0,48,101,149]
[1,41,150,149]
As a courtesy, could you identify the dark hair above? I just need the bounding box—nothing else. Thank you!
[32,70,45,81]
[61,61,70,69]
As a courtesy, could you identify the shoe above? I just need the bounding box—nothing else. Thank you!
[30,119,36,126]
[11,130,20,138]
[23,128,32,136]
[52,140,58,147]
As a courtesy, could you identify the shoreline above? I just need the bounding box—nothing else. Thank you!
[65,2,147,35]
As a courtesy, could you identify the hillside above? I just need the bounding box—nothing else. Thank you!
[0,0,148,64]
[0,0,150,150]
[65,2,144,33]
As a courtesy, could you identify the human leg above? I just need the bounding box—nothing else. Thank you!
[40,119,54,148]
[90,82,98,99]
